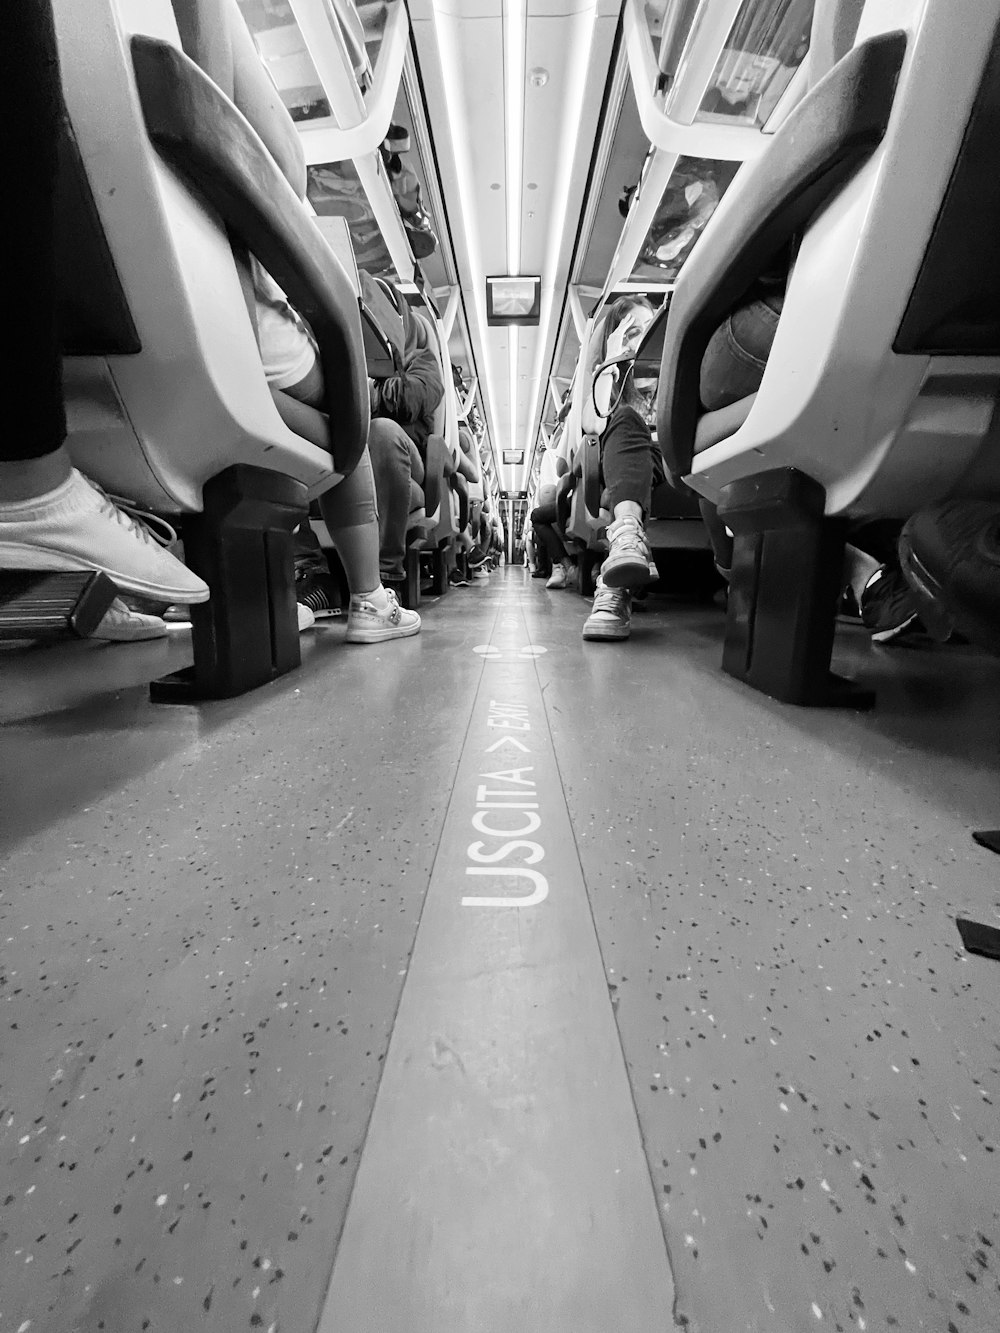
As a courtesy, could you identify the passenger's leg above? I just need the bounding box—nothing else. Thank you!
[531,503,574,587]
[899,500,1000,650]
[0,1,64,473]
[600,432,656,590]
[845,521,921,643]
[699,297,782,411]
[317,447,421,642]
[0,0,207,613]
[367,418,414,581]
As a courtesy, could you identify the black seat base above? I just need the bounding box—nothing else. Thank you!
[151,464,308,702]
[0,570,119,641]
[972,829,1000,856]
[429,543,450,596]
[718,468,875,709]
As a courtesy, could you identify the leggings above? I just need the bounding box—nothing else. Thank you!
[2,1,65,460]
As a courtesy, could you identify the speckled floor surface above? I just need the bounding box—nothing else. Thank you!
[2,568,999,1333]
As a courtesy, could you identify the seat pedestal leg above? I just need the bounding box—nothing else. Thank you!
[151,465,308,702]
[431,544,449,596]
[718,468,874,709]
[401,545,422,610]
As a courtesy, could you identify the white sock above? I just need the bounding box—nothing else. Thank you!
[353,584,389,610]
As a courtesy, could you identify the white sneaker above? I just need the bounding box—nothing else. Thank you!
[297,603,316,632]
[472,567,490,582]
[0,469,209,604]
[601,515,653,589]
[582,577,632,640]
[545,564,567,589]
[91,597,169,642]
[345,587,421,643]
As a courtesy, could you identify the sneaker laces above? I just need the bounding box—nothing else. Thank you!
[83,476,179,549]
[592,583,629,616]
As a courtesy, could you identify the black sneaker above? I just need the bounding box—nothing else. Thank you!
[859,565,922,643]
[296,571,341,618]
[449,570,470,587]
[899,500,1000,651]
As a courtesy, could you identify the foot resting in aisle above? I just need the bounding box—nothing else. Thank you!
[582,577,631,640]
[0,462,209,605]
[899,499,1000,651]
[345,585,421,643]
[545,559,576,590]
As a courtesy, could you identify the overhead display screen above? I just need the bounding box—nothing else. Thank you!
[486,276,541,325]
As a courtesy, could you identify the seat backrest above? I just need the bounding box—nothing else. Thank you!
[564,313,613,459]
[457,426,481,485]
[661,1,1000,518]
[412,307,462,470]
[55,0,366,511]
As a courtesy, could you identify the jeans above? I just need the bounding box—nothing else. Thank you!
[600,422,666,516]
[697,288,785,572]
[368,417,423,578]
[700,293,783,411]
[3,1,65,459]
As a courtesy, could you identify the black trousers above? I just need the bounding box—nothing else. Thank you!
[2,1,66,461]
[530,501,569,564]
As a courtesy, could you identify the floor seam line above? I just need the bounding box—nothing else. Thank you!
[309,592,506,1333]
[520,585,686,1327]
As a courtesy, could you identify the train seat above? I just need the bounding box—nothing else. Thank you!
[46,0,370,697]
[656,2,1000,705]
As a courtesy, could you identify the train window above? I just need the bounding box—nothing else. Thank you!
[358,0,393,83]
[630,156,740,282]
[307,162,398,277]
[236,0,331,123]
[696,0,813,128]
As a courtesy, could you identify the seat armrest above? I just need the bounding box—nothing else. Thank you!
[422,435,447,518]
[359,303,397,379]
[581,434,602,518]
[131,35,369,479]
[656,30,907,485]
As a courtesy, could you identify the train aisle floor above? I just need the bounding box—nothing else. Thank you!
[1,566,999,1333]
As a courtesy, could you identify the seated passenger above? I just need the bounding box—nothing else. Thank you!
[0,0,208,641]
[364,280,442,592]
[698,261,926,644]
[531,481,576,589]
[898,500,1000,653]
[172,0,421,644]
[582,376,663,639]
[576,296,660,640]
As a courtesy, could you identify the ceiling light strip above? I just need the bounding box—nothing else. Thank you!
[505,0,525,276]
[509,342,518,470]
[430,3,503,485]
